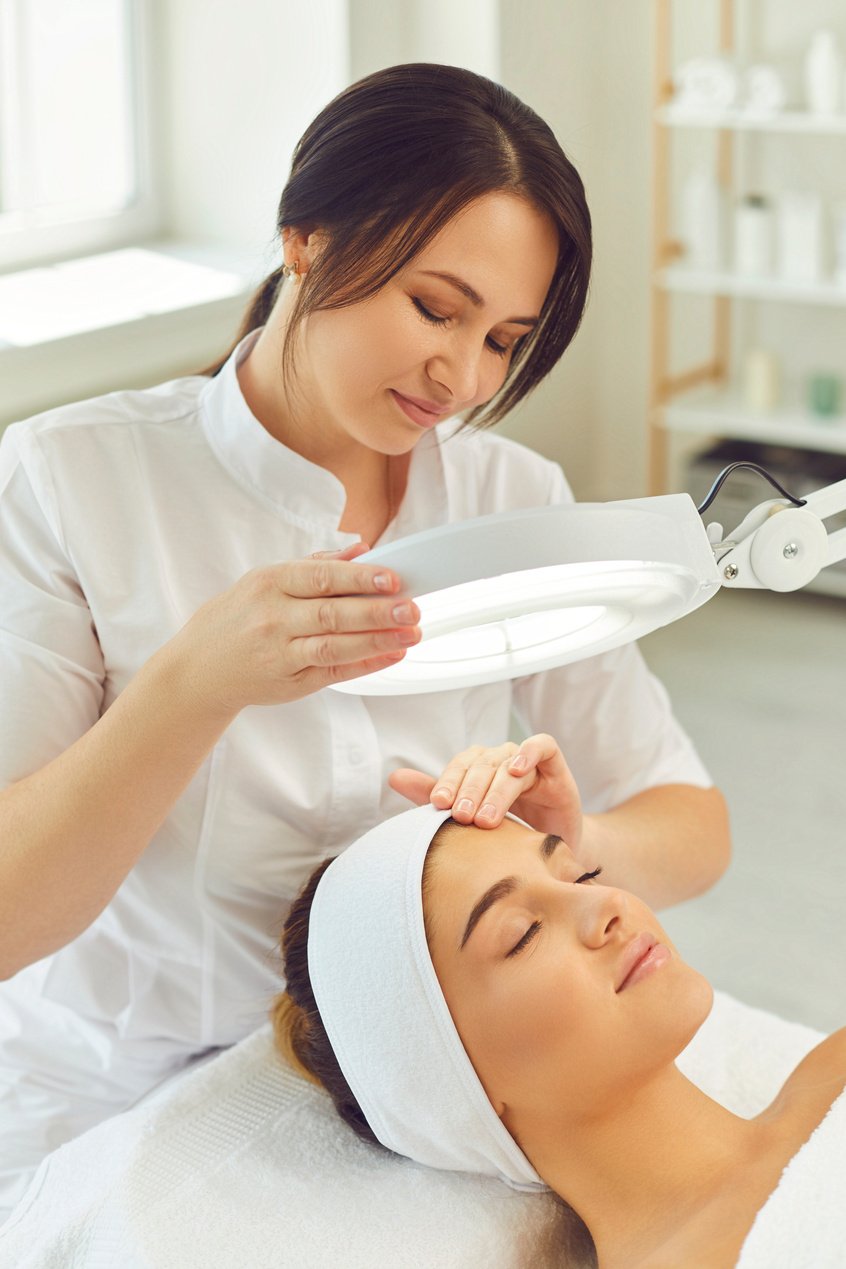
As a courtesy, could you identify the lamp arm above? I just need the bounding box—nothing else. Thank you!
[709,475,846,592]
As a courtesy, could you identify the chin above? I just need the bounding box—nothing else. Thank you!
[672,969,714,1054]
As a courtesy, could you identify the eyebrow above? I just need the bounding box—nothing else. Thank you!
[459,834,562,950]
[418,270,539,328]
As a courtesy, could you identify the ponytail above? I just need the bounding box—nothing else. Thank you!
[270,991,323,1088]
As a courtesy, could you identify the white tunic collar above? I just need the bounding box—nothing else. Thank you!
[199,328,450,544]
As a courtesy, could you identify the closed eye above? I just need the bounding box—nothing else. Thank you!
[505,866,603,957]
[506,920,541,958]
[411,297,511,358]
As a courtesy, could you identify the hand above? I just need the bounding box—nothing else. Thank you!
[389,733,583,852]
[170,542,421,714]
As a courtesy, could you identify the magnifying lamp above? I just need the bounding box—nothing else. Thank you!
[332,465,846,697]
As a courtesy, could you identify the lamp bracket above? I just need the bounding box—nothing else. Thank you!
[712,475,846,592]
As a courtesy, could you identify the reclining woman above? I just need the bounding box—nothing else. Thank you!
[274,741,845,1269]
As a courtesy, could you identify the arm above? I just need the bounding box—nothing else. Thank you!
[0,541,419,982]
[580,783,730,910]
[0,429,418,979]
[0,641,237,979]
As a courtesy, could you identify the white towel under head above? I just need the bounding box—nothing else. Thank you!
[308,803,547,1191]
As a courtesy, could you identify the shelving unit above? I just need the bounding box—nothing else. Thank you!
[649,0,846,598]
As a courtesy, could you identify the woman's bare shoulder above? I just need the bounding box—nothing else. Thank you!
[760,1026,846,1124]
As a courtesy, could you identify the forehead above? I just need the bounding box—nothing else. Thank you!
[427,817,572,902]
[407,192,559,314]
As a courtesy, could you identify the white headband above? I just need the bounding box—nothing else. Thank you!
[307,803,547,1192]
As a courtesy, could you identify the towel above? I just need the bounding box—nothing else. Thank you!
[0,990,827,1269]
[0,1025,586,1269]
[736,1086,846,1269]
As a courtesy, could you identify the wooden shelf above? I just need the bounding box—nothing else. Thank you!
[658,267,846,306]
[661,387,846,455]
[656,105,846,134]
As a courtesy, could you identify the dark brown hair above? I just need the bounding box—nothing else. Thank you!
[271,822,456,1147]
[204,62,592,430]
[271,857,382,1147]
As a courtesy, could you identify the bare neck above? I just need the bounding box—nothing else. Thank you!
[518,1064,763,1268]
[236,314,408,543]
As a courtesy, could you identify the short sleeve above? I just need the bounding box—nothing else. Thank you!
[0,424,104,787]
[511,461,712,813]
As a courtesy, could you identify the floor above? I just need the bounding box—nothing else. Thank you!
[639,586,845,1035]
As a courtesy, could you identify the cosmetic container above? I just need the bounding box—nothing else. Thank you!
[682,169,724,270]
[804,31,842,115]
[808,373,842,418]
[742,349,780,413]
[734,195,773,276]
[776,192,824,284]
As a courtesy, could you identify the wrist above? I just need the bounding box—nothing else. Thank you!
[149,631,243,728]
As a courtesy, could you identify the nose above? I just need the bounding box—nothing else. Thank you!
[576,884,629,950]
[426,339,482,407]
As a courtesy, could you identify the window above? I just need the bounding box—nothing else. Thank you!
[0,0,157,272]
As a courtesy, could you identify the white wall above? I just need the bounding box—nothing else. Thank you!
[349,0,655,501]
[155,0,350,278]
[496,0,640,499]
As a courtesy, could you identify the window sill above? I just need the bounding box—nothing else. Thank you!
[0,242,260,428]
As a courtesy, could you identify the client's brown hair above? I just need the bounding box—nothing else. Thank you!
[271,822,458,1148]
[271,858,382,1148]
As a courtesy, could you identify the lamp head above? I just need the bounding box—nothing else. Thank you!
[332,495,721,696]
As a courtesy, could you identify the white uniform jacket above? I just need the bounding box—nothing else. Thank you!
[0,330,710,1216]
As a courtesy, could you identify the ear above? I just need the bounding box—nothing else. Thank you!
[282,224,327,272]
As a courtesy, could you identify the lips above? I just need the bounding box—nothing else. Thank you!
[615,933,658,993]
[393,390,451,416]
[390,389,453,429]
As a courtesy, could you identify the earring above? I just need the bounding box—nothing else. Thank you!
[281,260,300,280]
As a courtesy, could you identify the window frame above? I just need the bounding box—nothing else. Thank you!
[0,0,160,275]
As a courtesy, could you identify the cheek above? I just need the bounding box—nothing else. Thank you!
[461,965,588,1102]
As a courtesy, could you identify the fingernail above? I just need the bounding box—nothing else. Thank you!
[432,787,452,805]
[510,754,528,772]
[478,803,497,821]
[455,797,474,816]
[396,628,419,646]
[374,573,393,592]
[392,602,415,624]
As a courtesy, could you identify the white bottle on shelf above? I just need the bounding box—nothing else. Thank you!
[741,349,781,413]
[734,195,773,275]
[777,192,824,283]
[682,168,724,270]
[804,30,842,115]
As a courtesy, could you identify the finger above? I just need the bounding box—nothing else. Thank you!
[508,733,569,778]
[429,745,517,812]
[310,542,371,561]
[286,594,421,639]
[293,624,422,672]
[427,759,477,810]
[388,768,437,805]
[471,761,541,826]
[281,558,405,599]
[450,745,520,822]
[296,647,408,693]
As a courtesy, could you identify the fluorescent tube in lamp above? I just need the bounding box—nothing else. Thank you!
[332,467,846,697]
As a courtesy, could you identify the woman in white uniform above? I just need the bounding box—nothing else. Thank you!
[0,63,729,1219]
